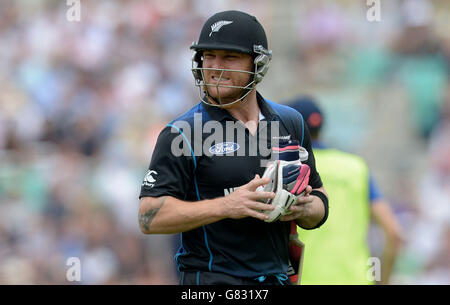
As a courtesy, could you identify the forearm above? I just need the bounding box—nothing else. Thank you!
[371,200,404,284]
[295,187,327,229]
[139,196,226,234]
[139,176,276,234]
[295,194,325,229]
[380,243,398,284]
[377,232,402,284]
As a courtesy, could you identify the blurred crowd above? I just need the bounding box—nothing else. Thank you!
[0,0,448,284]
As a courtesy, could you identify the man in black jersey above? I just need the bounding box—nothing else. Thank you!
[138,10,328,285]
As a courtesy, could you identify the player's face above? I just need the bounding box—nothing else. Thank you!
[201,50,254,104]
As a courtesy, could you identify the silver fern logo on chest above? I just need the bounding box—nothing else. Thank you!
[209,20,233,37]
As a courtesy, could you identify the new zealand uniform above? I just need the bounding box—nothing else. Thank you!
[140,92,323,284]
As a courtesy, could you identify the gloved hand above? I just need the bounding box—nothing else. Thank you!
[258,160,310,222]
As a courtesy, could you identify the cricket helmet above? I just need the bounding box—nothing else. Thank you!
[190,10,272,107]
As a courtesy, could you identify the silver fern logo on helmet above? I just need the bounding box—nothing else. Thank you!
[209,20,233,37]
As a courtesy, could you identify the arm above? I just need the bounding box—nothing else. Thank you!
[139,175,276,234]
[370,199,404,285]
[139,196,226,234]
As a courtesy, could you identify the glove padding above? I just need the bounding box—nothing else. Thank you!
[258,160,311,222]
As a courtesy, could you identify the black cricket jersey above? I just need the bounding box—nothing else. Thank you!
[139,91,322,279]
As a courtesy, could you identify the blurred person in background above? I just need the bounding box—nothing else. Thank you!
[288,96,404,285]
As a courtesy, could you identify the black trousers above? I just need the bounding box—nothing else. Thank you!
[179,270,292,285]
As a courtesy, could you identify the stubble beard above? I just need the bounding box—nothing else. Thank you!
[204,74,253,107]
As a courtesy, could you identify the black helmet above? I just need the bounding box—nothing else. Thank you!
[191,10,269,55]
[190,10,272,108]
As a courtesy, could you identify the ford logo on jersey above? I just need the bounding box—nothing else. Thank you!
[209,142,240,155]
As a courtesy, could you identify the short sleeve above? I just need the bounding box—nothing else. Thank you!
[369,173,383,203]
[139,126,194,200]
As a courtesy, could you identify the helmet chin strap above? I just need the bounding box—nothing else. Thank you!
[197,66,257,108]
[201,82,255,108]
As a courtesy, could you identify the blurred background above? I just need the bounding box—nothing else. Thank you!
[0,0,449,284]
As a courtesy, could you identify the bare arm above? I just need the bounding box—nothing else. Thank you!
[280,186,328,229]
[138,175,276,234]
[139,196,223,234]
[371,200,404,284]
